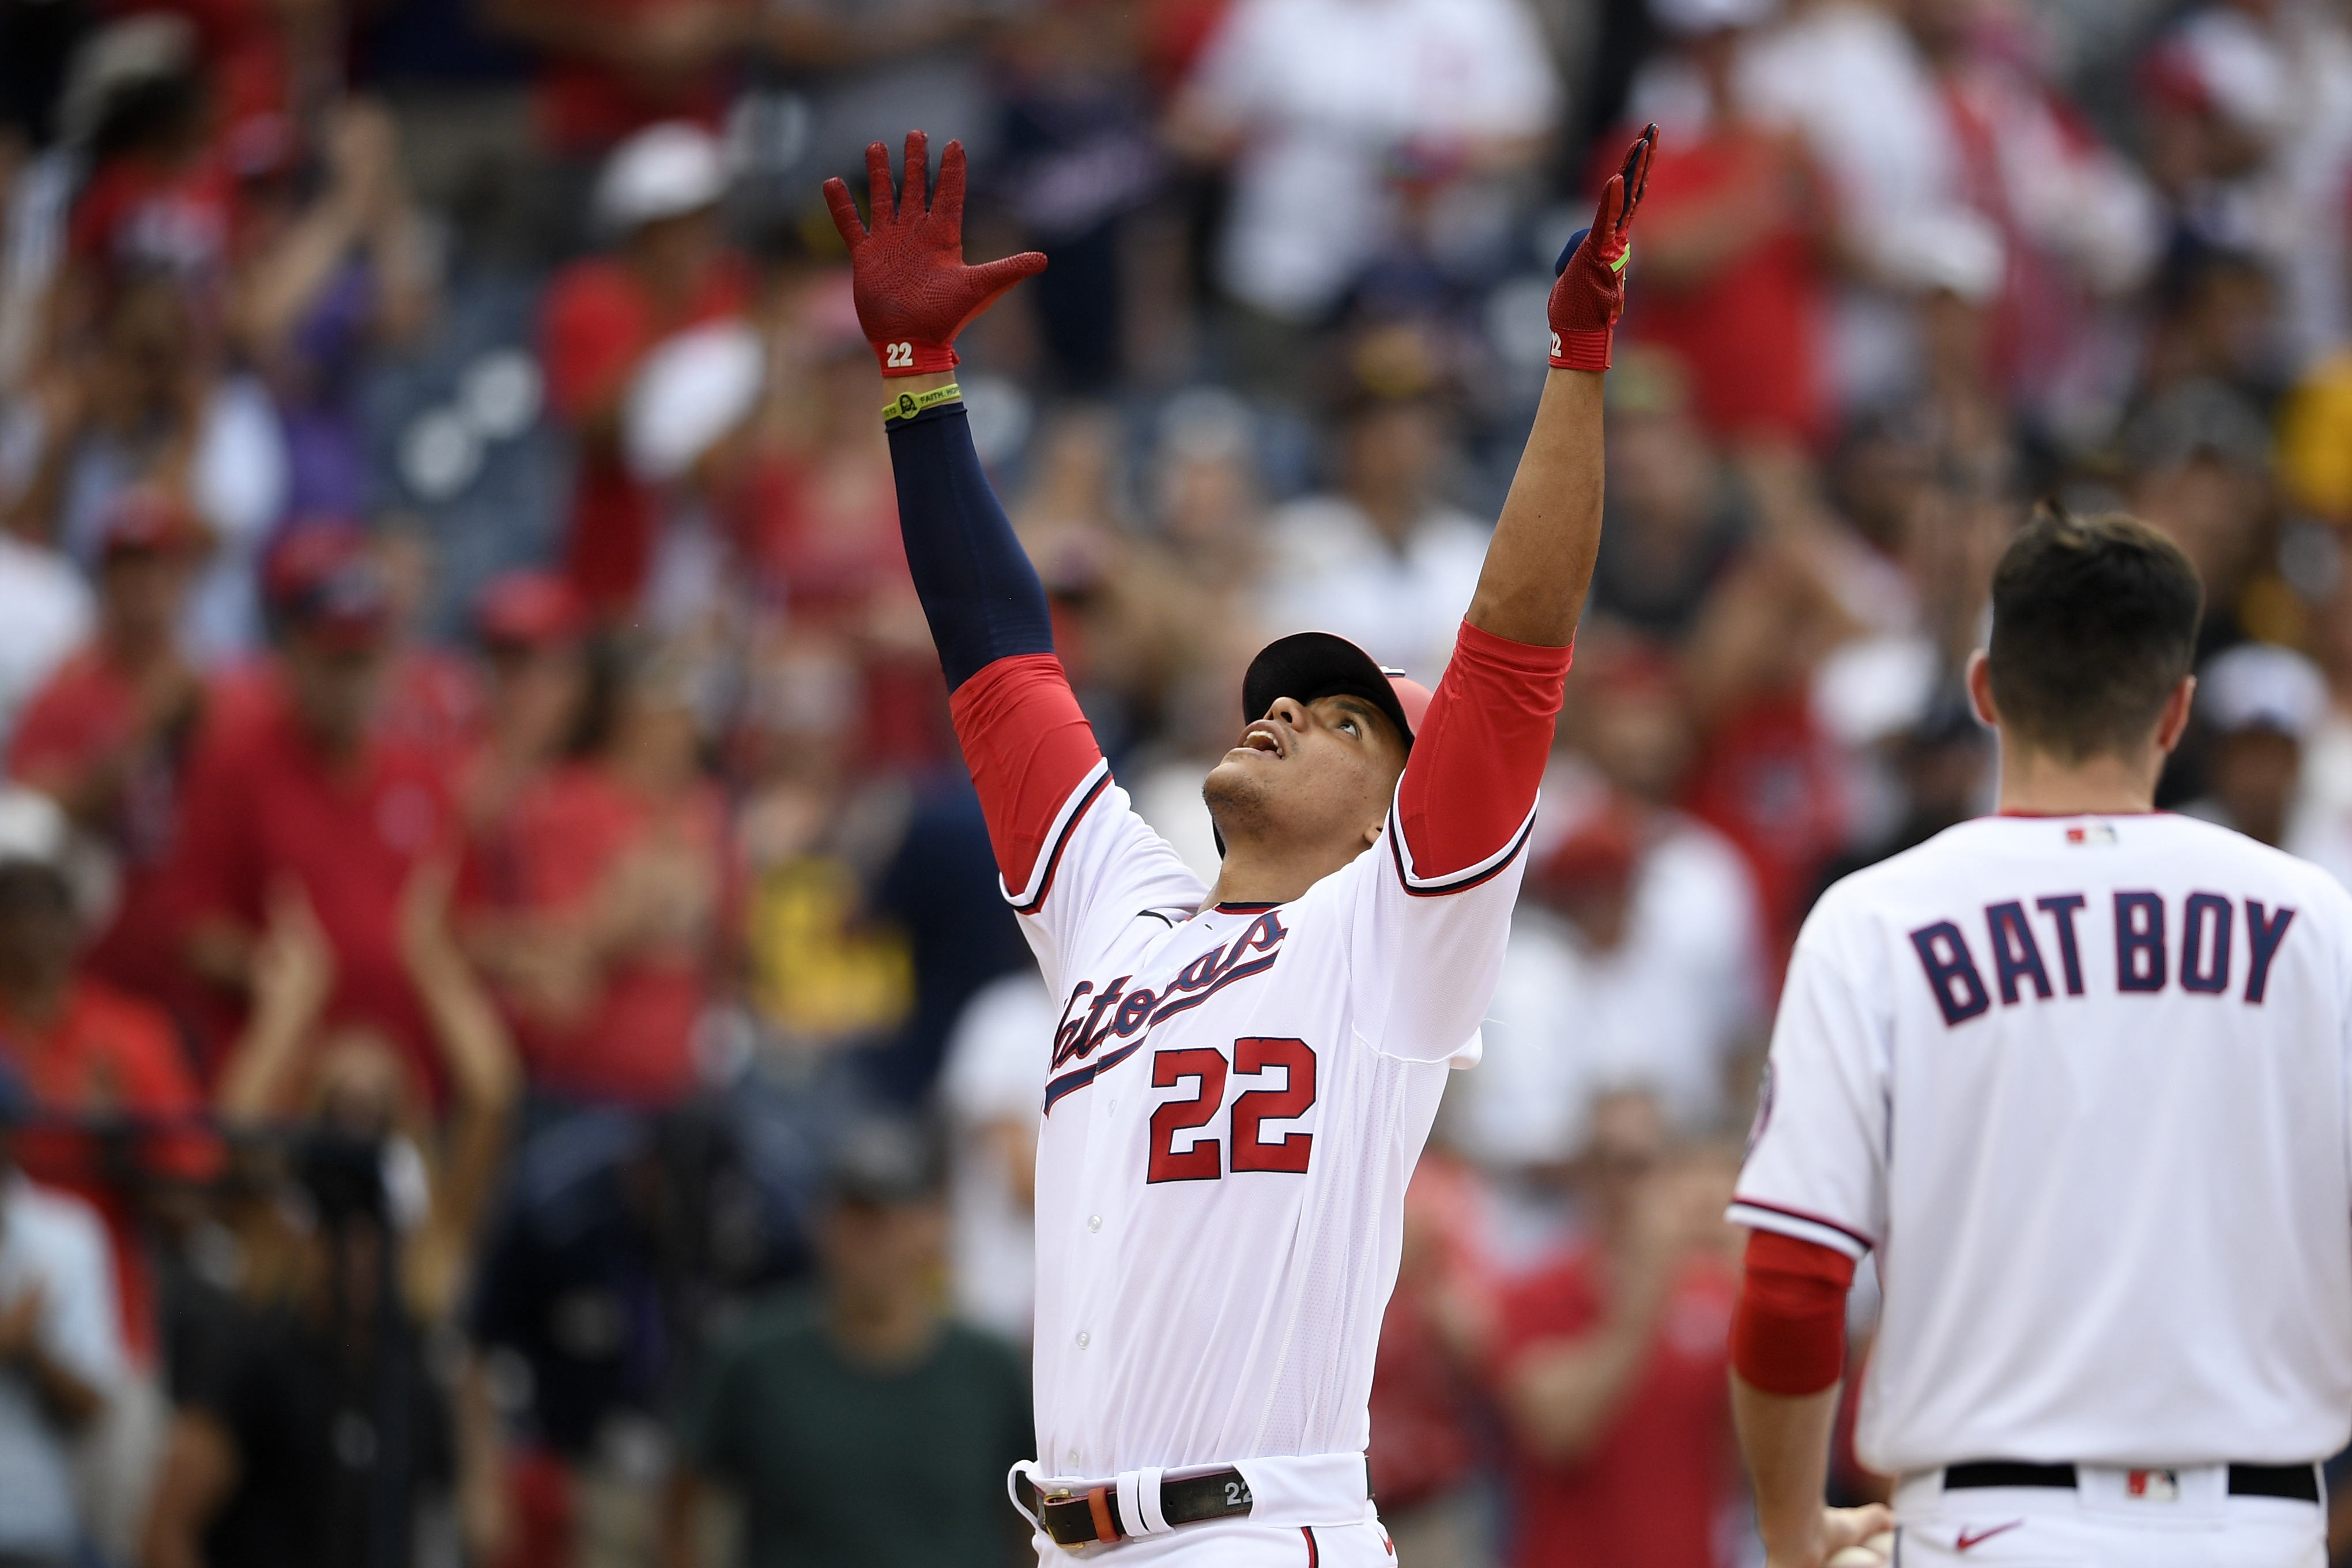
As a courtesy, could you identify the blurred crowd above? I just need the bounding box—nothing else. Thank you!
[3,0,2352,1563]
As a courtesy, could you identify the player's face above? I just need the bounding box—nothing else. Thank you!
[1202,693,1408,861]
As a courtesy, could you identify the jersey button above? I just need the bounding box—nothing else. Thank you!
[1088,1215,1102,1232]
[1076,1331,1090,1348]
[1068,1449,1081,1467]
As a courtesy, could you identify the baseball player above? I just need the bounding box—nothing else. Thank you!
[1729,508,2352,1567]
[820,126,1654,1562]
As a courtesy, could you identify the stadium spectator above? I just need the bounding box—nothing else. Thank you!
[2187,642,2329,852]
[1472,777,1763,1146]
[173,524,459,1092]
[0,786,212,1365]
[541,122,754,615]
[1616,0,1833,448]
[1256,326,1490,683]
[1490,1089,1740,1568]
[142,849,513,1568]
[228,99,435,524]
[0,265,283,665]
[1584,352,1750,640]
[1165,0,1559,378]
[665,1117,1033,1568]
[7,488,209,1013]
[458,570,590,844]
[1366,1155,1492,1568]
[0,1060,123,1568]
[2122,378,2277,660]
[462,640,726,1108]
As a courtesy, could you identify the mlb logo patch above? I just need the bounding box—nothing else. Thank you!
[2125,1469,2180,1501]
[2065,824,2119,847]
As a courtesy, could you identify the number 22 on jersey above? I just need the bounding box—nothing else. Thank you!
[1146,1037,1317,1182]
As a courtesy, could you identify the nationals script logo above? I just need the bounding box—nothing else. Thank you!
[1042,910,1288,1112]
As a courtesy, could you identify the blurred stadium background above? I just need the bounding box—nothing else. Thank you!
[2,0,2351,1563]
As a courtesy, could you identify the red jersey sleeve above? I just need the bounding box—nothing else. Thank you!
[947,654,1109,910]
[1730,1227,1855,1396]
[1392,620,1572,888]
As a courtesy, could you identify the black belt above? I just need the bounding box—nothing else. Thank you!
[1013,1468,1256,1546]
[1946,1460,2320,1503]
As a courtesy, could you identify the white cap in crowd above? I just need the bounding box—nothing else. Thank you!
[1875,209,2008,304]
[0,788,71,877]
[624,322,765,483]
[2200,643,2330,740]
[596,122,730,233]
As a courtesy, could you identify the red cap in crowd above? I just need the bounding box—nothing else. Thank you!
[262,521,392,650]
[97,488,208,560]
[1535,806,1641,902]
[476,570,586,650]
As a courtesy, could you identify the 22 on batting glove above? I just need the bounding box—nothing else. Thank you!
[823,130,1048,377]
[1548,123,1658,372]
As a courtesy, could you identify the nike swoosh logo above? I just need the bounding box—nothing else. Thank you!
[1957,1522,2024,1551]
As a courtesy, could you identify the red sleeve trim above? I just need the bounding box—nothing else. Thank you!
[1392,620,1572,887]
[948,653,1107,909]
[1731,1228,1855,1396]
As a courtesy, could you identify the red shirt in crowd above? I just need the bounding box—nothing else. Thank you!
[377,646,489,767]
[0,978,217,1365]
[7,650,206,1016]
[1620,127,1829,450]
[1683,689,1848,975]
[476,765,726,1107]
[541,254,755,611]
[726,454,949,773]
[1367,1158,1490,1513]
[171,672,457,1096]
[1493,1247,1737,1568]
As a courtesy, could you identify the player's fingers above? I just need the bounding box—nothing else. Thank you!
[820,176,867,250]
[902,128,931,216]
[864,140,895,226]
[968,250,1050,296]
[1554,225,1590,277]
[1823,1503,1895,1551]
[1592,173,1625,246]
[933,139,968,231]
[1619,123,1659,233]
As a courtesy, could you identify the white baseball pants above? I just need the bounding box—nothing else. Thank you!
[1893,1465,2324,1567]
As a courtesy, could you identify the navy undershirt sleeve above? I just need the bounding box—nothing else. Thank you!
[885,403,1054,691]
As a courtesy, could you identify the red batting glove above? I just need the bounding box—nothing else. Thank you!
[1548,124,1657,372]
[822,130,1048,378]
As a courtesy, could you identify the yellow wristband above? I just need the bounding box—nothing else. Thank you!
[882,382,963,423]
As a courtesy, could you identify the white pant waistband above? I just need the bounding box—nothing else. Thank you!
[1011,1452,1373,1537]
[1898,1464,2321,1527]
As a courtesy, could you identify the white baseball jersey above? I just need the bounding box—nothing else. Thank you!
[944,624,1565,1488]
[1015,762,1522,1480]
[1734,812,2352,1475]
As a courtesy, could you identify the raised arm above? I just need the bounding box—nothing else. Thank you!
[823,135,1105,903]
[1381,129,1656,903]
[1465,125,1654,649]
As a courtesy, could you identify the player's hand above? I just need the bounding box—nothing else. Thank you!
[1548,123,1657,372]
[1768,1505,1894,1568]
[822,130,1048,378]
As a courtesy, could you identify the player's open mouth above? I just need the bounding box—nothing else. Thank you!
[1228,722,1286,760]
